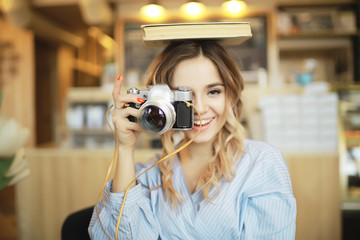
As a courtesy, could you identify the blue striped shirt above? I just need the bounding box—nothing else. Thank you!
[89,139,296,239]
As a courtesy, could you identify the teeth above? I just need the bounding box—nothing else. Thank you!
[194,119,212,126]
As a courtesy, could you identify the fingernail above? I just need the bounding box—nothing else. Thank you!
[117,73,122,80]
[137,98,145,103]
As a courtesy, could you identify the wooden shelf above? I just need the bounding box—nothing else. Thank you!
[278,32,359,39]
[276,2,359,48]
[66,87,112,103]
[278,37,352,51]
[68,128,112,134]
[334,84,360,91]
[73,59,103,77]
[342,202,360,210]
[277,2,359,11]
[343,190,360,206]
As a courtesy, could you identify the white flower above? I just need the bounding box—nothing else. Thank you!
[6,148,30,186]
[0,116,29,157]
[0,116,30,189]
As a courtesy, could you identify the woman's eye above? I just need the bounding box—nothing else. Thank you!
[208,89,221,95]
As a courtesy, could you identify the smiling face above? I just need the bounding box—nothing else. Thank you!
[146,40,245,146]
[172,55,227,144]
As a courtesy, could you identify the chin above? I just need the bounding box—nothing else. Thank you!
[184,131,216,144]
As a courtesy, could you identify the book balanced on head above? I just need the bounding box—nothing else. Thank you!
[141,22,252,48]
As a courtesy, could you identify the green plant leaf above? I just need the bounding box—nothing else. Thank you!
[0,156,14,179]
[0,176,13,191]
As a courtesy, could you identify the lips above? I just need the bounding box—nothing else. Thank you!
[194,118,213,126]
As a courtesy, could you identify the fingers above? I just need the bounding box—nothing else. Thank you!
[111,74,144,144]
[112,74,124,101]
[112,74,145,109]
[113,94,142,110]
[113,106,140,120]
[112,107,142,135]
[116,120,142,133]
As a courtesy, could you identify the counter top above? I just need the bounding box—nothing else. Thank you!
[25,147,162,163]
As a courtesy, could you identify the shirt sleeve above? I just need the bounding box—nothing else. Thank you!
[88,173,160,239]
[240,144,297,239]
[240,193,297,239]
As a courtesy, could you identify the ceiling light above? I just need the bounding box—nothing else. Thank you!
[181,1,206,18]
[222,0,247,15]
[140,1,165,19]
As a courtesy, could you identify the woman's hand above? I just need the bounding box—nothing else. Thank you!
[112,74,143,148]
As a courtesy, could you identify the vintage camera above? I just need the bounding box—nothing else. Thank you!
[127,84,193,135]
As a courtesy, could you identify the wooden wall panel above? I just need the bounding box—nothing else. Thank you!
[15,149,340,240]
[0,19,35,147]
[286,154,341,240]
[56,45,75,144]
[16,148,160,240]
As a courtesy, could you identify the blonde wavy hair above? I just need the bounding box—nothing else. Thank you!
[146,40,245,206]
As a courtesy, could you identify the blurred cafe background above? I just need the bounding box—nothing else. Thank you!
[0,0,360,239]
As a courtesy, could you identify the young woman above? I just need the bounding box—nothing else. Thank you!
[89,40,296,239]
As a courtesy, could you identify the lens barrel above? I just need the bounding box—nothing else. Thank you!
[140,106,166,132]
[139,100,176,135]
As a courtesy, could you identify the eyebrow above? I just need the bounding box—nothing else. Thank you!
[170,82,224,90]
[207,83,224,88]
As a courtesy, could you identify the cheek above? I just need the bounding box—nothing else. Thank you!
[212,98,226,116]
[217,110,227,128]
[213,98,227,126]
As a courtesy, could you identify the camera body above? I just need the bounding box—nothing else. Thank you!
[127,84,193,135]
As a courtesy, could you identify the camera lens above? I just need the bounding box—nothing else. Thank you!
[141,106,166,132]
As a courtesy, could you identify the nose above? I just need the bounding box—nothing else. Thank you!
[194,95,207,116]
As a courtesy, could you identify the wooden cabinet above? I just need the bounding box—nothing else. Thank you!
[276,2,360,85]
[337,86,360,209]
